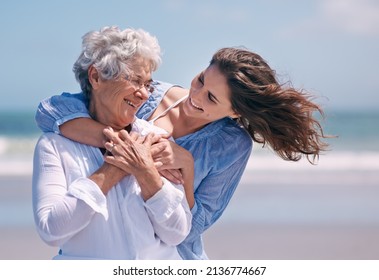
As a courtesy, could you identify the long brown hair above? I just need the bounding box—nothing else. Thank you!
[210,47,329,164]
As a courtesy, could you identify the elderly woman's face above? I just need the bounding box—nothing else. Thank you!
[90,63,152,130]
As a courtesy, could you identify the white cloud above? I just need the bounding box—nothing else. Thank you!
[279,0,379,38]
[322,0,379,36]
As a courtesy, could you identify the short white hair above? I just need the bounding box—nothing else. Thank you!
[73,26,161,96]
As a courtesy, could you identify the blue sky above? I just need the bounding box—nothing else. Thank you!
[1,0,378,112]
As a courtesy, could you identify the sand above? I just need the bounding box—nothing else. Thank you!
[1,167,379,260]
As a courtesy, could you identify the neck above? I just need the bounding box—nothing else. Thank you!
[172,103,207,138]
[88,99,98,121]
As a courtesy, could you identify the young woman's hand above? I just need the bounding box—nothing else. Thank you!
[151,138,192,171]
[151,139,195,208]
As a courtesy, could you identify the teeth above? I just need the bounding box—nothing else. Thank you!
[190,98,203,110]
[125,100,135,108]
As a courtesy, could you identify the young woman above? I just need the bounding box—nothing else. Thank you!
[35,47,328,259]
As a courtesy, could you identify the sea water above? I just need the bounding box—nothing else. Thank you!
[0,110,378,226]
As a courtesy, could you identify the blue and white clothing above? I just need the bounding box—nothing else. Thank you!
[35,81,253,259]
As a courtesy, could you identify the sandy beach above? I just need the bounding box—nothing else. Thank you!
[1,161,379,260]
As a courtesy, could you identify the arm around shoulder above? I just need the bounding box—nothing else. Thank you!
[36,92,106,147]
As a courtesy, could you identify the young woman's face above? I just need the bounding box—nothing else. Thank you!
[183,64,238,124]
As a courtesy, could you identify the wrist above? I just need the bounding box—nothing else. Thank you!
[135,168,163,201]
[180,150,194,172]
[89,163,126,195]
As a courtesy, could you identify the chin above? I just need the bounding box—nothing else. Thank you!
[118,115,135,129]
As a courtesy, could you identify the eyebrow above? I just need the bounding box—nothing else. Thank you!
[135,75,153,84]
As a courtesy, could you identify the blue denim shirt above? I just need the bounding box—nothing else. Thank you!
[35,81,253,259]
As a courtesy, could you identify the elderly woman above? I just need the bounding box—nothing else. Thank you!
[32,26,192,260]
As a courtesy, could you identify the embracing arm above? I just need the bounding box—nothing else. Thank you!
[150,139,195,208]
[35,92,105,147]
[184,139,252,244]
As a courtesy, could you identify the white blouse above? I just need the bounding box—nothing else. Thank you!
[32,118,191,259]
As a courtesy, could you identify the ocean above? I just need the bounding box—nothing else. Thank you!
[1,109,379,259]
[1,109,378,171]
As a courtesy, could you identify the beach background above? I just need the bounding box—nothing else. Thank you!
[1,110,378,260]
[1,0,379,260]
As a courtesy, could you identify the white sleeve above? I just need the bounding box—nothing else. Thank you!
[32,135,107,246]
[144,178,192,246]
[132,120,191,245]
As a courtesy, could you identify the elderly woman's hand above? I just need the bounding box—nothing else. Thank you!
[102,127,164,200]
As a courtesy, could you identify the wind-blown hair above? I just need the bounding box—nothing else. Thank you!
[73,26,161,98]
[210,47,328,164]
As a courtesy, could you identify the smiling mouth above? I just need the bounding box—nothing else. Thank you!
[125,99,137,108]
[190,98,203,111]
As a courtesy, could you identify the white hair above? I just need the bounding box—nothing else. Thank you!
[73,26,161,96]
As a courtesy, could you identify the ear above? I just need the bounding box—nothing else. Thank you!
[230,110,241,119]
[88,65,100,89]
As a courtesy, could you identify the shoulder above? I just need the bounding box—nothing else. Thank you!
[164,85,188,104]
[179,118,252,167]
[186,118,252,149]
[36,132,82,151]
[209,120,252,172]
[35,133,68,156]
[212,118,252,155]
[36,132,69,146]
[137,81,186,120]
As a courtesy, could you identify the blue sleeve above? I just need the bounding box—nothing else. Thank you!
[185,138,252,243]
[35,92,90,134]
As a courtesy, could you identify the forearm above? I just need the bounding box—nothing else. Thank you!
[180,153,195,209]
[134,168,163,201]
[89,163,127,195]
[60,118,107,147]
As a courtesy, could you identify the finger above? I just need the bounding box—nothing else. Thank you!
[151,142,166,157]
[128,131,141,141]
[159,170,183,185]
[103,127,122,145]
[118,130,133,144]
[167,169,184,184]
[154,161,163,169]
[104,155,129,173]
[143,133,158,146]
[160,133,172,140]
[104,141,118,154]
[149,133,163,145]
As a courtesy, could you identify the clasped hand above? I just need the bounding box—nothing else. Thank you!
[102,127,185,184]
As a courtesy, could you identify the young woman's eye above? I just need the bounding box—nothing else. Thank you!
[208,92,215,103]
[198,74,204,85]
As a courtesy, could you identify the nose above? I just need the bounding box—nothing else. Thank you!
[190,85,206,99]
[134,87,149,101]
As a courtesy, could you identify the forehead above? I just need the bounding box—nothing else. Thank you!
[203,64,231,98]
[130,56,152,80]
